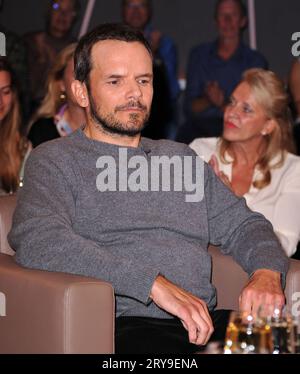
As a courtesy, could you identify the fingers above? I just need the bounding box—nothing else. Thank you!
[239,288,286,315]
[209,155,220,174]
[184,314,212,345]
[208,159,231,189]
[239,291,254,314]
[150,276,214,346]
[195,312,214,345]
[180,302,214,346]
[219,172,231,188]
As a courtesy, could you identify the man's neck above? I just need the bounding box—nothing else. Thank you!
[64,103,85,131]
[84,123,141,148]
[218,36,240,60]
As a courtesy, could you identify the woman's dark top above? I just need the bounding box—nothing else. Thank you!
[28,117,60,148]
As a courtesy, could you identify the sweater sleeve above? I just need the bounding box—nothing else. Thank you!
[204,163,289,279]
[8,148,160,304]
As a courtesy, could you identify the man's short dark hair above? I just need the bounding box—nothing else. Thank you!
[122,0,152,11]
[214,0,247,19]
[74,23,152,87]
[48,0,81,16]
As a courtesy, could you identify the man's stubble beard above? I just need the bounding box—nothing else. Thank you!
[88,90,150,137]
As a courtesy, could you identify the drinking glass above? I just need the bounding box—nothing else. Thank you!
[292,315,300,354]
[223,311,273,354]
[269,307,295,354]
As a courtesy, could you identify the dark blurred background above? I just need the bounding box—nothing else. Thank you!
[0,0,299,80]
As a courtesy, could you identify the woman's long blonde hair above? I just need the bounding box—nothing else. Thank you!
[30,43,77,123]
[0,58,28,193]
[219,68,295,189]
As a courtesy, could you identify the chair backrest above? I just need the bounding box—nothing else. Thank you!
[0,194,17,255]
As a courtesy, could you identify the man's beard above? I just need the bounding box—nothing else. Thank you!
[88,91,150,137]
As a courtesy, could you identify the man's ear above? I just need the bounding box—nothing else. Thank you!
[71,80,89,108]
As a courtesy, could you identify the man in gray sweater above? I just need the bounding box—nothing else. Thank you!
[8,24,288,354]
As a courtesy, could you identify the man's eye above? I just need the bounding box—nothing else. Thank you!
[108,80,119,85]
[138,79,150,85]
[2,88,11,95]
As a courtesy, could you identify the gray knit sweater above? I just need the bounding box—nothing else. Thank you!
[8,129,289,318]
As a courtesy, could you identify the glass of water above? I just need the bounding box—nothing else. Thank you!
[224,311,273,354]
[269,306,296,354]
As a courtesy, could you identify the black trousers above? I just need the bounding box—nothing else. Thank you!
[115,309,231,354]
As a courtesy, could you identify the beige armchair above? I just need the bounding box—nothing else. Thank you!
[0,195,115,353]
[0,194,299,353]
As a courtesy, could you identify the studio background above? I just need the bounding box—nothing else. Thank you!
[0,0,299,79]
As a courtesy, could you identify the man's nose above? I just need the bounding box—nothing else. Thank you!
[125,81,142,100]
[224,14,233,23]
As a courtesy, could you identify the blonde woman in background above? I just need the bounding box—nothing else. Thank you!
[190,68,300,257]
[0,58,31,195]
[28,43,85,147]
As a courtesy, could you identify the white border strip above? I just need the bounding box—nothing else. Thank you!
[247,0,257,50]
[79,0,96,39]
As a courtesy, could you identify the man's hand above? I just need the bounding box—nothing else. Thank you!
[205,81,225,109]
[239,269,285,315]
[150,275,214,346]
[149,30,162,54]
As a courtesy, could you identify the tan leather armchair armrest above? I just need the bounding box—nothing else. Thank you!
[0,254,115,353]
[209,246,300,311]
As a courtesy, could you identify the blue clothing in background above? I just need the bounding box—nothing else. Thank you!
[181,41,268,141]
[144,24,180,101]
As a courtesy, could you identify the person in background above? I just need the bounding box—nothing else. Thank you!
[0,58,31,195]
[0,0,29,120]
[9,24,287,354]
[122,0,180,102]
[179,0,267,143]
[190,68,300,257]
[24,0,80,114]
[27,43,85,148]
[289,59,300,154]
[122,0,180,139]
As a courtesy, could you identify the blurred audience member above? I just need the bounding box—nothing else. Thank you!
[190,69,300,257]
[28,43,84,148]
[24,0,80,113]
[0,1,29,119]
[122,0,180,101]
[289,59,300,154]
[0,58,31,195]
[178,0,267,143]
[122,0,180,139]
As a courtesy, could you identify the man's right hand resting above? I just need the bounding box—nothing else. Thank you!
[150,275,214,346]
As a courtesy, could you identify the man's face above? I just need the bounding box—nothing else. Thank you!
[86,40,153,137]
[49,0,77,38]
[123,0,150,30]
[216,0,246,41]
